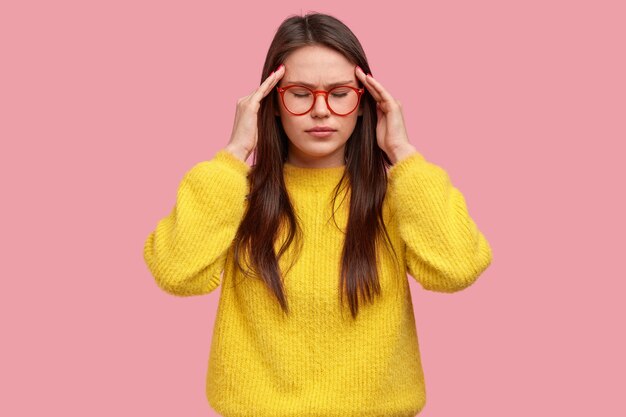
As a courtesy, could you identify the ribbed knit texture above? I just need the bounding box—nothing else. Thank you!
[143,149,493,417]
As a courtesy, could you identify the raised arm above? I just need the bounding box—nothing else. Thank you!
[142,149,250,296]
[387,151,493,293]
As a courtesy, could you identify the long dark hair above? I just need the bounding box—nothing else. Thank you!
[232,12,400,319]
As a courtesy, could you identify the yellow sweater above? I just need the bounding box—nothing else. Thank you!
[143,148,493,417]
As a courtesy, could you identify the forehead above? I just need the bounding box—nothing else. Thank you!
[281,45,357,86]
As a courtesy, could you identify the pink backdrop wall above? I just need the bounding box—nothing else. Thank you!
[2,1,624,416]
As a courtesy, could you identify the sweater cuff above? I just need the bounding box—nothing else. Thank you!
[213,149,251,176]
[387,150,427,180]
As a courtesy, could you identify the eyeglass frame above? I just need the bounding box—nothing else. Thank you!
[276,84,365,116]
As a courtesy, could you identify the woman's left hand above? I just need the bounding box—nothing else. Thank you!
[355,66,417,163]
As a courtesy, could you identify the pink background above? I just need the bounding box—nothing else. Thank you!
[2,1,624,416]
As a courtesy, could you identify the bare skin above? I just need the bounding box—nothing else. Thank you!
[225,46,417,165]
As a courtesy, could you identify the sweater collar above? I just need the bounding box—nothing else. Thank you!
[283,161,347,193]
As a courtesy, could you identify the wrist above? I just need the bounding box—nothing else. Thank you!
[388,143,418,165]
[224,144,249,162]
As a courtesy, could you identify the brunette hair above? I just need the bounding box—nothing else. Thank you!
[232,12,400,319]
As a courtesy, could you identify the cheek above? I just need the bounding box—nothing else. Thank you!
[339,116,359,134]
[279,118,307,146]
[280,116,301,135]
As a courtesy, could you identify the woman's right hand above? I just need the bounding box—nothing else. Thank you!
[225,64,285,161]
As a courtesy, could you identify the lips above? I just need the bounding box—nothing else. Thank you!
[306,127,337,132]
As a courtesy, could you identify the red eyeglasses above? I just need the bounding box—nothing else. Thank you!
[276,85,365,116]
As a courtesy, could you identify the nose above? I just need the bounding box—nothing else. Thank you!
[310,92,330,117]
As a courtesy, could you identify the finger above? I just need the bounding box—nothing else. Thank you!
[364,75,383,102]
[256,65,285,100]
[363,74,395,105]
[355,66,382,102]
[355,65,380,100]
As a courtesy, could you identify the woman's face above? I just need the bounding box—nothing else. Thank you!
[275,45,363,168]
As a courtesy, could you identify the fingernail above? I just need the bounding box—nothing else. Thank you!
[356,65,363,73]
[367,73,374,78]
[275,64,284,72]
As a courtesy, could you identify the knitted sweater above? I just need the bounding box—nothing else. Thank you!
[143,148,493,417]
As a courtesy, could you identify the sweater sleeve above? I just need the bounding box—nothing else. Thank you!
[387,150,493,293]
[143,149,250,296]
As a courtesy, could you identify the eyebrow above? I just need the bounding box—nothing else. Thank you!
[284,80,355,88]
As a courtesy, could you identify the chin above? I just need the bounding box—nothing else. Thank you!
[302,140,343,155]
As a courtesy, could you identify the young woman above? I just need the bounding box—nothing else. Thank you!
[143,12,493,417]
